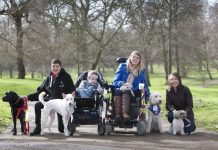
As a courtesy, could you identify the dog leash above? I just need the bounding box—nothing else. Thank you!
[15,97,30,134]
[184,118,191,128]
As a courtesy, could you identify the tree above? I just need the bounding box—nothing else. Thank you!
[0,0,33,79]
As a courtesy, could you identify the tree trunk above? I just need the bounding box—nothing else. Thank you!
[174,1,180,74]
[0,65,2,78]
[206,60,213,80]
[15,15,25,79]
[180,64,187,78]
[144,47,151,86]
[9,65,13,78]
[161,26,168,84]
[31,71,35,79]
[91,46,103,70]
[150,63,154,74]
[168,1,173,75]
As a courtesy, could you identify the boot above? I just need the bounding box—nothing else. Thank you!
[114,96,122,120]
[30,124,41,136]
[122,94,130,120]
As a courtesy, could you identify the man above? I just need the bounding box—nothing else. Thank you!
[28,59,75,136]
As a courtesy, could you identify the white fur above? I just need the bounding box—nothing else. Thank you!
[146,92,163,133]
[172,110,186,135]
[39,92,76,136]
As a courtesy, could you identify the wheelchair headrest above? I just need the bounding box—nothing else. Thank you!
[116,57,127,63]
[75,70,107,88]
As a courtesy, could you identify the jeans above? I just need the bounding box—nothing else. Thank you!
[78,86,95,98]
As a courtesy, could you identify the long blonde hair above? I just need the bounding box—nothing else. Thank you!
[126,50,145,72]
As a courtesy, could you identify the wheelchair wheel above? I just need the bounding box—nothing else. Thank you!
[68,120,76,136]
[106,124,113,135]
[98,121,106,136]
[136,121,146,136]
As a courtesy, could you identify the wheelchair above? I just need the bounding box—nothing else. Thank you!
[103,57,149,136]
[68,70,110,136]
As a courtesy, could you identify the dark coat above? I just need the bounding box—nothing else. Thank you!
[28,68,75,101]
[166,85,194,119]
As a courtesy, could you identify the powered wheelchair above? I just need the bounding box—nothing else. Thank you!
[103,57,150,136]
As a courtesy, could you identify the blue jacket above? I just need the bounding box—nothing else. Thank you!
[113,63,150,96]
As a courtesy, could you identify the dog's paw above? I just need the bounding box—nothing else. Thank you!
[40,132,45,136]
[64,132,69,136]
[145,130,151,134]
[159,130,164,134]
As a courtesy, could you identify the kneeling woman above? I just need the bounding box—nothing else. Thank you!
[166,72,196,134]
[112,51,150,120]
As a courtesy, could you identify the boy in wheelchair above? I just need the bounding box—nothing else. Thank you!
[76,70,103,98]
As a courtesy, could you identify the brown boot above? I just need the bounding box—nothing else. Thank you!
[122,94,130,120]
[114,96,122,120]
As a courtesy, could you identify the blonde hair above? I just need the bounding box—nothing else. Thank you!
[126,50,145,72]
[87,70,98,80]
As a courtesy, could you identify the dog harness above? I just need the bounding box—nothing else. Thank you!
[14,97,29,134]
[148,105,161,115]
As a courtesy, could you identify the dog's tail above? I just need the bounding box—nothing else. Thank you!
[39,92,46,105]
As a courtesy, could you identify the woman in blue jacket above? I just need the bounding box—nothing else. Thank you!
[113,51,150,120]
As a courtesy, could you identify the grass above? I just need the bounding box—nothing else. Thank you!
[1,68,218,132]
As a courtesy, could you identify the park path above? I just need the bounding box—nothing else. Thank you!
[0,102,218,150]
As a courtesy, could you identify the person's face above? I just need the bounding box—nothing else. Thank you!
[130,53,141,66]
[51,63,61,75]
[88,74,98,84]
[169,75,179,88]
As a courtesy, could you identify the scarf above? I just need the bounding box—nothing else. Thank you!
[126,66,139,84]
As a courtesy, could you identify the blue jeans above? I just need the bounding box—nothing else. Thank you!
[167,111,196,134]
[78,86,95,98]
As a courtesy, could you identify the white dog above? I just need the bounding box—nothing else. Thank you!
[146,92,163,133]
[172,110,186,135]
[39,92,76,136]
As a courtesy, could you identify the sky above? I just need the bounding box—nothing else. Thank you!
[208,0,217,5]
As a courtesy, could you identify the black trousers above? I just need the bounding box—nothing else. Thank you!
[34,101,64,132]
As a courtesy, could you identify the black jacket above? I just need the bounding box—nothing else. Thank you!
[28,68,75,101]
[166,85,194,119]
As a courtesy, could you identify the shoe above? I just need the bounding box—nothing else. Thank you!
[30,127,41,136]
[59,129,64,133]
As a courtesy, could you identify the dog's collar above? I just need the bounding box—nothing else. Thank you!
[148,105,161,115]
[14,97,28,110]
[14,97,21,104]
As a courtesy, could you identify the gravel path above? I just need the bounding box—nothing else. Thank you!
[0,102,218,150]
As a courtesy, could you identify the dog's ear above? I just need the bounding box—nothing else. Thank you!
[183,111,187,118]
[62,93,66,98]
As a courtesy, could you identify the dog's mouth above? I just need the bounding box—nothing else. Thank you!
[2,96,8,102]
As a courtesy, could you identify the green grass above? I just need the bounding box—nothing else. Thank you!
[1,68,218,132]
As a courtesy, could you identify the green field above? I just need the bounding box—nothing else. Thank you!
[0,68,218,132]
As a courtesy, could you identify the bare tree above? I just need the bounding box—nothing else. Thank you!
[0,0,33,79]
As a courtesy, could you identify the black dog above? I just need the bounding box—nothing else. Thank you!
[2,91,27,135]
